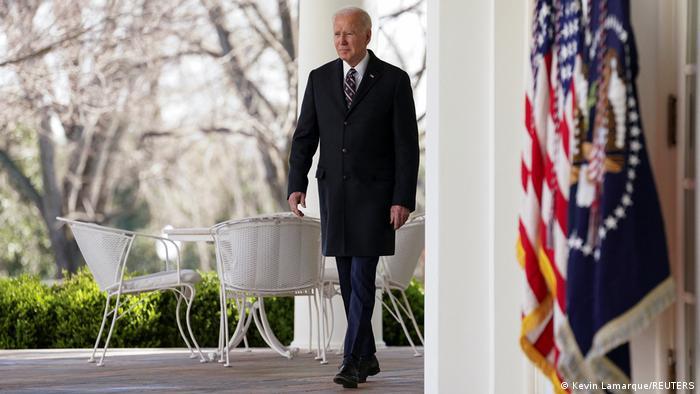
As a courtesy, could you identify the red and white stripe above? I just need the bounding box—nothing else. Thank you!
[519,20,577,394]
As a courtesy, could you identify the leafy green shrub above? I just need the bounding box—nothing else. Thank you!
[0,275,56,348]
[50,269,105,348]
[0,269,423,349]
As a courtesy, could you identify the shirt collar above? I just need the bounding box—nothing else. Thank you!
[343,50,370,79]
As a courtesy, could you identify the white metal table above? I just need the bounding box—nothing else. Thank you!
[164,227,214,243]
[163,226,297,366]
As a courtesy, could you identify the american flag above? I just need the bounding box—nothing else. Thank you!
[518,0,581,391]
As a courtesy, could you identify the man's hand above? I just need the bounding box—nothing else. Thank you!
[288,192,306,217]
[389,205,410,230]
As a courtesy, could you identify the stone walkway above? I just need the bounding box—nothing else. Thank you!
[0,347,423,393]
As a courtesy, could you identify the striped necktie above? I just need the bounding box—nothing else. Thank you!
[344,68,357,109]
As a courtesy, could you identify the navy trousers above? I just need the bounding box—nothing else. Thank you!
[335,256,379,363]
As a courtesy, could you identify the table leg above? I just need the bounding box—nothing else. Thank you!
[253,297,296,359]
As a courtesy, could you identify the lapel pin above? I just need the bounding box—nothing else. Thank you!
[370,74,375,78]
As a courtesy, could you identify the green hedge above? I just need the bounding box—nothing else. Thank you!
[381,282,425,347]
[0,268,423,349]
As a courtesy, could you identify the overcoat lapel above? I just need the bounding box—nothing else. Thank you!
[331,59,346,114]
[345,50,383,118]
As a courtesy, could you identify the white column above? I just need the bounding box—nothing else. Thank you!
[493,0,529,393]
[426,0,527,392]
[292,0,384,352]
[426,1,494,392]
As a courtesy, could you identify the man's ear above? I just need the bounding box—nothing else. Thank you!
[366,29,372,45]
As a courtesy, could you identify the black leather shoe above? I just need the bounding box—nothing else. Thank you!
[358,355,380,383]
[333,362,359,388]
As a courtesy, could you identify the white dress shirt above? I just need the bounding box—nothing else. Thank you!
[343,50,370,88]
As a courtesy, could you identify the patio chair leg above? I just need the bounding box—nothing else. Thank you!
[319,293,329,364]
[307,297,313,354]
[97,291,123,367]
[312,292,321,360]
[89,293,112,363]
[222,289,231,367]
[184,285,206,363]
[215,246,226,364]
[387,287,421,357]
[225,296,251,351]
[401,289,424,346]
[315,289,327,364]
[217,285,228,363]
[321,292,328,364]
[217,300,224,363]
[174,289,194,357]
[326,296,335,352]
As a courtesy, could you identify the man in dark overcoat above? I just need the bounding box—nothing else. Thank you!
[287,6,419,389]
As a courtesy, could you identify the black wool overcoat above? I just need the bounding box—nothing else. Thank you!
[287,50,419,257]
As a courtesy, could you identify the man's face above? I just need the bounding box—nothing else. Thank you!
[333,13,371,66]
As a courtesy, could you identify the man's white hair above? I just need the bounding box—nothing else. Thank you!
[333,6,372,32]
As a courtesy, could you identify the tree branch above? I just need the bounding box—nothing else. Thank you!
[200,126,257,138]
[203,1,279,120]
[378,26,407,70]
[89,116,125,212]
[241,46,267,71]
[139,126,258,143]
[0,148,44,214]
[380,0,424,20]
[0,21,98,67]
[276,0,295,60]
[241,1,293,64]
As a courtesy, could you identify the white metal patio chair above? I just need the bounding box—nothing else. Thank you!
[321,214,425,356]
[211,213,327,367]
[57,217,206,366]
[377,214,425,356]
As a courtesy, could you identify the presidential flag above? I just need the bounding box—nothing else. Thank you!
[557,0,675,387]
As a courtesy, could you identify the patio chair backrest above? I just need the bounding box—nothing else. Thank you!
[213,213,323,294]
[382,214,425,290]
[59,218,133,291]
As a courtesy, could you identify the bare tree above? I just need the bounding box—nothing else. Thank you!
[197,0,297,210]
[0,0,189,276]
